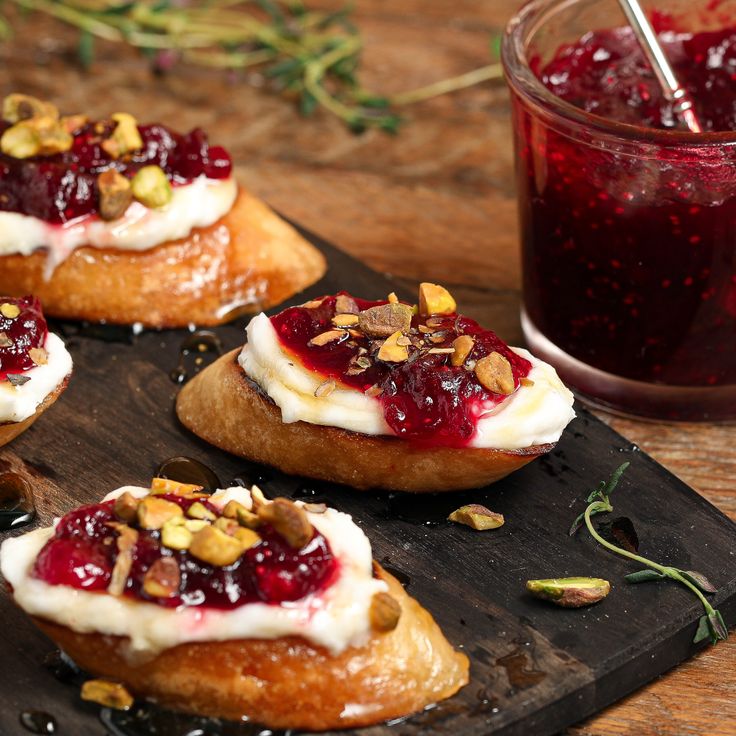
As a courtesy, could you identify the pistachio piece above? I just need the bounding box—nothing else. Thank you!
[369,591,402,632]
[358,303,413,338]
[143,557,181,598]
[223,500,260,529]
[520,377,535,387]
[418,283,456,316]
[187,501,216,521]
[183,519,209,533]
[0,332,12,348]
[335,294,359,314]
[107,523,139,596]
[189,525,244,566]
[475,351,515,395]
[308,329,346,347]
[60,113,89,134]
[377,330,409,363]
[137,497,183,530]
[97,169,132,221]
[526,577,611,608]
[0,122,40,158]
[130,164,173,208]
[233,527,261,549]
[150,477,204,496]
[302,298,325,308]
[332,313,359,328]
[0,303,20,319]
[113,491,140,523]
[448,504,505,531]
[28,347,48,365]
[2,93,58,123]
[250,485,269,511]
[451,335,475,366]
[314,379,336,398]
[365,384,383,398]
[303,502,327,514]
[213,516,240,535]
[101,112,143,158]
[81,679,134,710]
[387,292,399,304]
[161,518,193,551]
[257,498,312,549]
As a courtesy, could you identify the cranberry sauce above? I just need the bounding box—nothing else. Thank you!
[0,296,48,379]
[32,494,337,609]
[0,121,232,224]
[516,24,736,390]
[270,294,531,447]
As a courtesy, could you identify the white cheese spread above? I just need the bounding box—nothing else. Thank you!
[0,176,237,271]
[0,486,388,657]
[0,332,72,423]
[240,312,575,449]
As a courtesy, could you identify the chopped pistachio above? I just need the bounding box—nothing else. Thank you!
[387,292,399,304]
[475,351,515,395]
[187,501,216,521]
[526,577,611,608]
[97,169,132,221]
[1,116,73,158]
[0,303,21,319]
[418,283,456,316]
[451,335,475,366]
[314,379,336,398]
[358,303,413,338]
[332,313,360,328]
[257,498,312,549]
[369,591,402,632]
[213,516,239,535]
[28,347,48,365]
[223,499,260,529]
[0,122,39,158]
[308,329,346,347]
[0,332,12,348]
[143,557,181,598]
[113,491,139,524]
[131,165,172,208]
[520,377,535,387]
[303,502,327,514]
[335,294,359,314]
[189,525,244,566]
[107,523,138,596]
[2,93,58,123]
[60,113,89,134]
[183,519,209,533]
[250,485,269,510]
[102,112,143,158]
[365,384,383,398]
[302,298,325,308]
[137,497,183,530]
[448,504,505,531]
[81,679,134,710]
[150,477,204,496]
[377,330,409,363]
[161,518,193,551]
[233,527,261,549]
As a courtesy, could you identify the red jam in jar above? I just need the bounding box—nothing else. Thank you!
[270,294,531,447]
[0,121,232,224]
[33,494,337,609]
[0,296,48,379]
[505,6,736,420]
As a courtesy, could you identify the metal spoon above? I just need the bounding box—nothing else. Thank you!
[617,0,703,132]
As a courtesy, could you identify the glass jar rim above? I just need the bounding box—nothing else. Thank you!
[501,0,736,147]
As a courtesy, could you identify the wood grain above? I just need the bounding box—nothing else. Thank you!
[1,2,734,734]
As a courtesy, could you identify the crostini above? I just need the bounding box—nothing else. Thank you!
[176,284,576,491]
[1,480,468,729]
[0,94,326,327]
[0,295,71,447]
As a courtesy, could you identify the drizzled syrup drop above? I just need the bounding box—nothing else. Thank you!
[19,710,57,734]
[0,472,35,530]
[170,330,223,384]
[154,457,221,494]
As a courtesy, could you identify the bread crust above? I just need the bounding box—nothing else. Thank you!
[176,349,553,492]
[0,374,69,448]
[31,567,469,730]
[0,188,326,327]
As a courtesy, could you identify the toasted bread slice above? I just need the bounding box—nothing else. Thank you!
[176,349,553,492]
[31,566,469,729]
[0,374,70,448]
[0,188,326,327]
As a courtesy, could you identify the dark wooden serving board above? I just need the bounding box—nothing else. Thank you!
[1,226,735,736]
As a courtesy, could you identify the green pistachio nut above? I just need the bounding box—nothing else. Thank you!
[97,169,133,221]
[448,504,505,531]
[102,112,143,158]
[526,577,610,608]
[2,93,59,124]
[0,122,41,158]
[131,165,173,209]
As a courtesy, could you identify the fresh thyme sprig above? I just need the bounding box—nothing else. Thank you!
[570,462,728,646]
[0,0,504,133]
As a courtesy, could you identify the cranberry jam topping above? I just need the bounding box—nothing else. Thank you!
[0,296,48,380]
[0,94,232,224]
[270,285,532,447]
[32,485,337,610]
[538,24,736,131]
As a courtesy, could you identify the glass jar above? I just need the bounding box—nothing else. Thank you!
[502,0,736,421]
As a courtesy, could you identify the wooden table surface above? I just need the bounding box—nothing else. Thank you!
[1,2,735,734]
